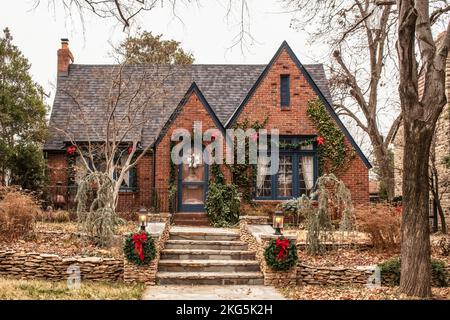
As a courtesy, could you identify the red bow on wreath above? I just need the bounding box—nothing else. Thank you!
[316,136,325,146]
[275,238,290,261]
[132,232,147,261]
[67,145,77,155]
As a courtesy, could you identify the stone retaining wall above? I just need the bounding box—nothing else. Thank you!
[240,220,297,286]
[0,250,122,282]
[123,219,171,285]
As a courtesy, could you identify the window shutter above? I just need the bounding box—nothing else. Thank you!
[280,75,290,107]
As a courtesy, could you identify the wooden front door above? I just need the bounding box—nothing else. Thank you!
[178,148,208,212]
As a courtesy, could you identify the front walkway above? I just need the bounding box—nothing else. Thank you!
[142,285,285,300]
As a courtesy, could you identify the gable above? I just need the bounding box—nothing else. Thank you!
[226,41,372,169]
[153,82,225,148]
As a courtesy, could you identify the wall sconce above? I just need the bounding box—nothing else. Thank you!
[138,207,148,231]
[273,211,284,235]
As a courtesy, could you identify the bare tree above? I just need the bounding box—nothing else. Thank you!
[395,0,450,297]
[55,61,183,213]
[430,137,448,234]
[284,0,401,200]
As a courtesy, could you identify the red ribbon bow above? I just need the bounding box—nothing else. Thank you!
[275,238,290,261]
[67,145,77,155]
[132,232,147,261]
[316,136,325,146]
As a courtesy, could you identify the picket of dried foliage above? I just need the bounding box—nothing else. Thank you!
[354,203,401,250]
[0,187,42,241]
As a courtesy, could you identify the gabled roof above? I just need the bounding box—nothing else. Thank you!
[44,42,372,166]
[227,41,372,169]
[153,82,225,147]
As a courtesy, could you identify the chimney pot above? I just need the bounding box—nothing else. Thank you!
[57,38,74,76]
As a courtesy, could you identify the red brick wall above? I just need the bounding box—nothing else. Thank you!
[46,152,153,212]
[155,91,228,212]
[233,48,369,204]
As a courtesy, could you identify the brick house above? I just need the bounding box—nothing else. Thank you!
[44,39,371,219]
[393,32,450,231]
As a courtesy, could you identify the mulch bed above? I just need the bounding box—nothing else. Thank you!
[0,221,140,258]
[279,285,450,300]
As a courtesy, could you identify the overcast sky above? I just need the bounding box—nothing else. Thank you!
[1,0,329,98]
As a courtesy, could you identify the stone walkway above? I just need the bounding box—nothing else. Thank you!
[142,285,285,300]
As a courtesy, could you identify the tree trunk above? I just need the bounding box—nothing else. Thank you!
[400,123,432,297]
[372,142,395,201]
[437,201,447,234]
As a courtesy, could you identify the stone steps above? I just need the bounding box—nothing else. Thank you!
[161,248,256,260]
[173,212,210,226]
[156,227,262,285]
[165,239,248,251]
[156,272,264,285]
[169,231,240,241]
[158,259,261,272]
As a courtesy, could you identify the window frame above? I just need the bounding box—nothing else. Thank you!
[280,74,291,108]
[255,136,318,200]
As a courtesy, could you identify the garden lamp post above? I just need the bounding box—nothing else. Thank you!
[273,211,284,235]
[138,207,148,231]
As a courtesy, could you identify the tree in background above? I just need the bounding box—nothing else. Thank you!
[284,0,400,200]
[0,27,48,191]
[395,0,449,297]
[117,30,194,65]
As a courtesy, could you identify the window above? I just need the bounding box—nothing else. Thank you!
[72,153,137,192]
[256,137,317,200]
[280,75,290,107]
[113,153,137,192]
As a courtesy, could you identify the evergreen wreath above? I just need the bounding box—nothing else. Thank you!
[123,231,156,266]
[264,236,298,271]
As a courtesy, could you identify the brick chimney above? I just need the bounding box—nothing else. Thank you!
[57,38,74,76]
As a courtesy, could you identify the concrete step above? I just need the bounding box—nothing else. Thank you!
[172,219,210,226]
[160,249,255,260]
[165,239,248,251]
[158,259,261,272]
[169,230,240,241]
[156,272,264,285]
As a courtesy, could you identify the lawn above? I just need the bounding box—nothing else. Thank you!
[0,277,145,300]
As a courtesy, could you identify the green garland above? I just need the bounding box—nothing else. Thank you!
[123,231,156,266]
[306,98,355,175]
[264,236,298,271]
[228,117,268,202]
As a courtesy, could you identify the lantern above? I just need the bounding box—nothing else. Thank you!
[138,207,148,231]
[273,211,284,235]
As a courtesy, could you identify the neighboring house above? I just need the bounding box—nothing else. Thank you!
[44,39,371,217]
[369,180,380,202]
[393,31,450,230]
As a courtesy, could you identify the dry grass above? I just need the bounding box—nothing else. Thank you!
[0,187,42,242]
[0,277,145,300]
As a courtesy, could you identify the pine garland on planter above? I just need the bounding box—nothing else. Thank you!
[264,236,298,271]
[123,231,156,266]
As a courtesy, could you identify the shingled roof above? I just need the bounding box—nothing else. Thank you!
[44,62,332,151]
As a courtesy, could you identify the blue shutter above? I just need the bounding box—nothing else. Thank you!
[280,75,290,107]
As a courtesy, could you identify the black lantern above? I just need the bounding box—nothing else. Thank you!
[138,207,148,231]
[273,211,284,235]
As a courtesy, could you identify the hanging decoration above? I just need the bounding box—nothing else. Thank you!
[67,145,77,155]
[264,236,298,271]
[123,231,156,266]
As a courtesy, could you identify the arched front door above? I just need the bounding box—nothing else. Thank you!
[178,147,208,212]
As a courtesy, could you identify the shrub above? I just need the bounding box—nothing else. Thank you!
[205,181,241,227]
[355,203,401,250]
[205,163,241,227]
[378,257,448,287]
[0,187,41,241]
[37,209,70,223]
[431,234,450,256]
